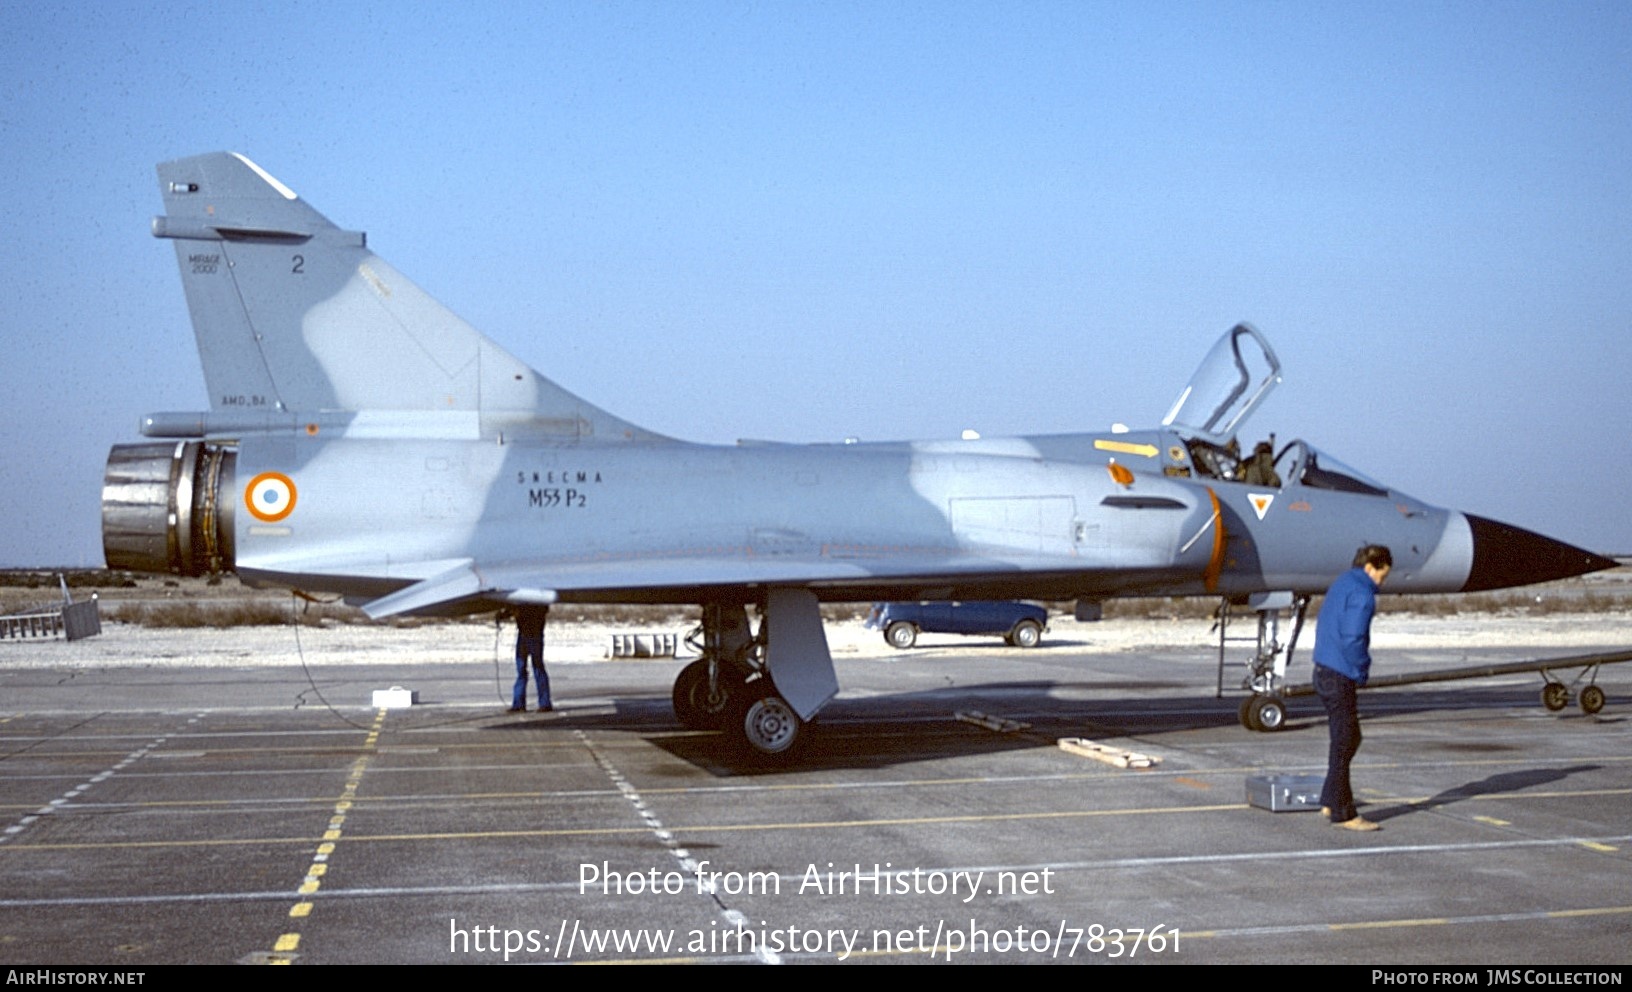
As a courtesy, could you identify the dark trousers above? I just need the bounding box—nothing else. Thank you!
[1314,665,1362,822]
[513,634,550,709]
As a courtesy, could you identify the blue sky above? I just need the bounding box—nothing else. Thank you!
[2,0,1629,566]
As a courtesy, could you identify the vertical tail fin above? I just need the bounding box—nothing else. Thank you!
[153,152,662,441]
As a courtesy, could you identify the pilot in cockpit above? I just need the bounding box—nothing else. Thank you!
[1241,439,1281,487]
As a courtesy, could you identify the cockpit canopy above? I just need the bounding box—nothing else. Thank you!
[1177,434,1393,497]
[1275,441,1391,497]
[1156,324,1401,499]
[1162,323,1281,445]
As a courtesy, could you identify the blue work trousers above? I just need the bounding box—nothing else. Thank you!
[513,635,550,709]
[1314,664,1362,822]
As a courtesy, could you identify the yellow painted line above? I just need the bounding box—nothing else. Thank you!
[1094,439,1159,458]
[1188,900,1632,939]
[14,771,1626,813]
[1365,754,1632,769]
[0,791,741,814]
[0,738,702,758]
[0,802,1248,851]
[1472,816,1511,826]
[19,778,1632,854]
[1330,916,1450,930]
[1578,841,1618,853]
[10,782,1627,854]
[1375,787,1632,804]
[262,709,384,963]
[1547,905,1632,919]
[19,776,1632,854]
[0,779,1098,811]
[0,766,1277,816]
[4,744,383,758]
[17,741,1632,764]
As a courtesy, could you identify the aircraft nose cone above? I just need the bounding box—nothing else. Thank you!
[1462,514,1619,592]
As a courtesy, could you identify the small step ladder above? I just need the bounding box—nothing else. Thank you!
[0,577,101,642]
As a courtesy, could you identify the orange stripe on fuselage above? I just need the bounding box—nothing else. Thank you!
[1204,488,1227,593]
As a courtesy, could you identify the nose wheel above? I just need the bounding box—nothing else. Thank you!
[1239,694,1288,732]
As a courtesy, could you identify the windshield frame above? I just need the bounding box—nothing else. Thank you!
[1275,440,1392,497]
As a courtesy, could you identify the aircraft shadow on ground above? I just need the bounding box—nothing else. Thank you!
[439,680,1611,777]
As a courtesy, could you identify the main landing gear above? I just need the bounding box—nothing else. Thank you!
[671,594,839,763]
[672,604,756,732]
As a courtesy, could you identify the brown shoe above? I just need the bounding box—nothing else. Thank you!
[1333,816,1380,832]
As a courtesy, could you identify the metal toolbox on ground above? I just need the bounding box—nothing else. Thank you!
[1246,773,1325,812]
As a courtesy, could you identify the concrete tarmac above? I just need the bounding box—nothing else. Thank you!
[1,634,1629,965]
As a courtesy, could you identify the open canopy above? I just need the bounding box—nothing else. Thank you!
[1161,322,1282,444]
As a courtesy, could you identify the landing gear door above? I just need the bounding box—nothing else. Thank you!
[1161,323,1283,445]
[763,587,839,721]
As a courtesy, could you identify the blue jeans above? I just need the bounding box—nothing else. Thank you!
[513,634,550,709]
[1314,664,1362,821]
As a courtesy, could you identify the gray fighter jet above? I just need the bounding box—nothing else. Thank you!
[102,153,1616,760]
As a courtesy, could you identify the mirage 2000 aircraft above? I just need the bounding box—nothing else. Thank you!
[102,153,1617,760]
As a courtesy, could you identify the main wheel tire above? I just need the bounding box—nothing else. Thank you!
[738,692,804,762]
[1239,696,1261,731]
[1255,696,1287,732]
[1580,684,1606,715]
[1010,619,1043,649]
[1541,682,1569,712]
[885,622,917,649]
[672,659,736,730]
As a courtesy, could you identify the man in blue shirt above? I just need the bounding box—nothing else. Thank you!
[1312,545,1392,831]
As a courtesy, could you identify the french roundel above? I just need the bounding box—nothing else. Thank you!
[245,472,298,523]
